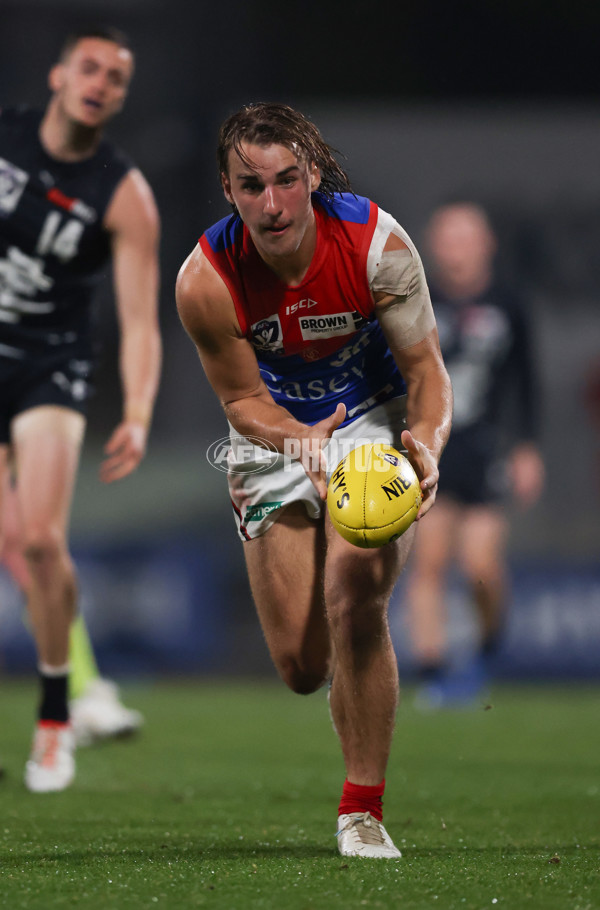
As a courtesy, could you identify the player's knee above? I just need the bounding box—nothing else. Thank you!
[414,552,449,579]
[0,526,19,563]
[278,655,328,695]
[463,553,501,584]
[23,524,65,565]
[328,600,386,652]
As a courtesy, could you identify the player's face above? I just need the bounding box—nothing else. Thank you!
[222,143,321,267]
[49,38,134,129]
[427,206,496,289]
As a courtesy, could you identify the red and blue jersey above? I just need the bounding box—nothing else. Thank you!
[199,191,406,426]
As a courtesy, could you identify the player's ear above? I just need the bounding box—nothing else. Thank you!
[310,162,321,192]
[48,63,64,93]
[221,171,234,205]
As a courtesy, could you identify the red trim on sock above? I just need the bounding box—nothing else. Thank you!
[338,777,385,822]
[38,720,70,730]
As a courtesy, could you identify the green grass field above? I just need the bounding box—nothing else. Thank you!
[0,679,598,910]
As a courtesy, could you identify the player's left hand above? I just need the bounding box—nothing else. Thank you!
[100,420,148,483]
[400,428,439,519]
[509,442,545,509]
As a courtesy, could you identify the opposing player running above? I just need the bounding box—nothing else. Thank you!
[0,27,161,791]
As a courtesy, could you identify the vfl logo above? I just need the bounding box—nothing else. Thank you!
[0,158,29,217]
[285,298,318,316]
[251,315,283,353]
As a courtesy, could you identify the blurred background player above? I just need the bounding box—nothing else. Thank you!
[177,102,452,857]
[1,481,143,746]
[0,26,161,790]
[405,201,544,707]
[583,357,600,495]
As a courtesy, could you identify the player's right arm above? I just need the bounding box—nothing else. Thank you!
[176,247,344,498]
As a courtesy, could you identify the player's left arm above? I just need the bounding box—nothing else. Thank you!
[392,330,452,517]
[373,231,452,517]
[504,297,545,507]
[100,169,162,483]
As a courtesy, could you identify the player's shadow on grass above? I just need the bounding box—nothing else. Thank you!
[201,843,337,860]
[1,842,341,866]
[4,842,597,866]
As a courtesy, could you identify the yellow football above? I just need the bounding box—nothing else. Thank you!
[326,443,422,548]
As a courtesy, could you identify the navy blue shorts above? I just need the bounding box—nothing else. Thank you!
[438,426,508,506]
[0,341,94,444]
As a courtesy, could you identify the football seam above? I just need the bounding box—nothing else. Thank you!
[333,505,418,533]
[362,445,370,529]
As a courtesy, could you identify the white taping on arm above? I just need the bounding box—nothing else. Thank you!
[368,207,436,350]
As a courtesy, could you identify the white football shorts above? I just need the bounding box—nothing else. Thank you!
[227,396,408,541]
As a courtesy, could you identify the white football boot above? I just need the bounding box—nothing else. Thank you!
[336,811,402,858]
[70,678,143,746]
[24,722,76,793]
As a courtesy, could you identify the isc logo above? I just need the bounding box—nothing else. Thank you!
[285,298,318,315]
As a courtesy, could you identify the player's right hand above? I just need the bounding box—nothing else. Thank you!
[100,420,148,483]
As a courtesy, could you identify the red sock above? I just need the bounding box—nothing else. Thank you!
[338,778,385,822]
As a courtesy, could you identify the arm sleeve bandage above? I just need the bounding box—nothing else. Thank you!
[367,207,436,350]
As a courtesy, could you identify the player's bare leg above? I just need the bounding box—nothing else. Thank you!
[405,498,457,670]
[1,465,143,747]
[0,446,13,570]
[11,406,84,792]
[0,471,31,590]
[0,446,10,781]
[409,503,508,708]
[12,407,83,666]
[415,504,510,706]
[324,522,413,785]
[458,505,508,651]
[245,501,408,856]
[0,447,10,517]
[244,502,330,693]
[323,520,413,858]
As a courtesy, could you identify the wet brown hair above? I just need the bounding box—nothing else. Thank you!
[217,102,352,200]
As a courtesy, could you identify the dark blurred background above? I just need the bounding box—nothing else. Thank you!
[1,0,599,679]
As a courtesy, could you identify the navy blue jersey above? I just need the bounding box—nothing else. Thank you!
[0,107,132,354]
[432,282,539,446]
